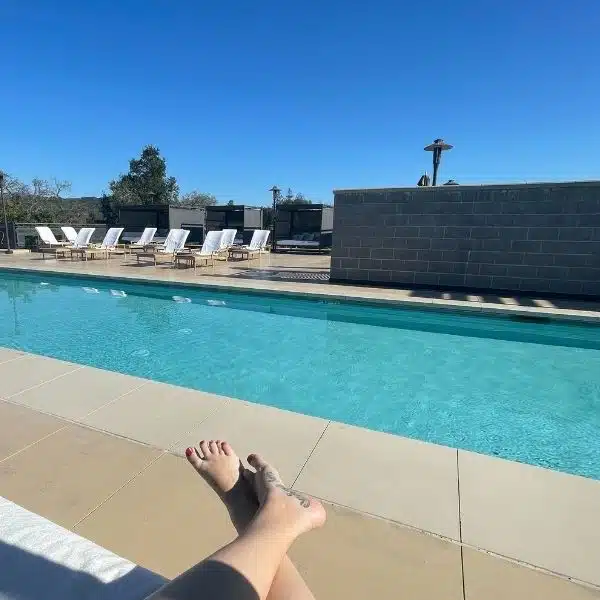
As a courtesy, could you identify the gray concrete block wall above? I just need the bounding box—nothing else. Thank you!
[330,182,600,297]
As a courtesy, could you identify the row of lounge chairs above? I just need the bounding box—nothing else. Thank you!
[34,226,270,270]
[36,226,125,260]
[173,229,270,271]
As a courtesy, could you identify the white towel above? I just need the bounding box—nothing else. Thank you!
[0,496,166,600]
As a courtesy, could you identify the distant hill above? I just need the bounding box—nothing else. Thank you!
[64,196,101,202]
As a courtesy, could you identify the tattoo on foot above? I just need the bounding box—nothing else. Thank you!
[264,471,278,483]
[263,470,311,508]
[284,488,311,508]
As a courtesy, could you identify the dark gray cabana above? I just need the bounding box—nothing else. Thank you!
[205,205,263,245]
[117,205,206,244]
[274,204,333,252]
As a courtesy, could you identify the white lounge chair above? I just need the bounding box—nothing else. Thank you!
[219,229,237,250]
[136,228,190,265]
[35,226,68,247]
[258,229,271,251]
[248,229,264,248]
[56,228,95,259]
[0,496,166,600]
[214,228,237,260]
[35,226,70,257]
[128,227,158,251]
[175,230,223,271]
[71,227,124,260]
[60,226,78,244]
[227,229,269,261]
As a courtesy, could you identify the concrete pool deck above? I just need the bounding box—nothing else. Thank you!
[1,253,600,597]
[1,251,599,322]
[0,348,599,599]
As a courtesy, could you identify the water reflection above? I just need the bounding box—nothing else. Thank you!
[0,278,59,336]
[120,291,180,335]
[0,278,58,302]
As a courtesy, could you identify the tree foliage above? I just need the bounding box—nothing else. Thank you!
[1,172,100,223]
[3,144,225,228]
[278,188,312,205]
[175,190,217,208]
[102,145,179,223]
[109,145,179,205]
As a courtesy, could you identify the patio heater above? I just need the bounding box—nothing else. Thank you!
[0,171,13,254]
[424,139,453,186]
[269,185,281,252]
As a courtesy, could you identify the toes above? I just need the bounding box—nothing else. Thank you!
[247,455,284,495]
[199,440,209,458]
[215,440,223,454]
[185,447,203,470]
[208,440,219,455]
[221,441,233,456]
[247,453,269,471]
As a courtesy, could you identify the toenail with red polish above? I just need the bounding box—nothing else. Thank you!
[185,447,193,457]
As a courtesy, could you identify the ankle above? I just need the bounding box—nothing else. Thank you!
[226,505,252,533]
[248,502,298,541]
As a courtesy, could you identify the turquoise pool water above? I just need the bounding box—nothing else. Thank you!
[1,269,600,480]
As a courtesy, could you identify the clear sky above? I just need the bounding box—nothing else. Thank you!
[2,0,599,205]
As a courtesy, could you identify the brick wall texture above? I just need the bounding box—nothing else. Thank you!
[330,182,600,297]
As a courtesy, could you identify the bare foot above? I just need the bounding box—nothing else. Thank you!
[186,440,258,531]
[185,442,326,538]
[247,454,326,537]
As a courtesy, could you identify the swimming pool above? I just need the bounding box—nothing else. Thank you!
[1,268,600,480]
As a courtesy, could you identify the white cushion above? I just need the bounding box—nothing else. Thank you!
[0,496,166,600]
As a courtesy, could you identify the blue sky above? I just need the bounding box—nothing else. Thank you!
[2,1,599,205]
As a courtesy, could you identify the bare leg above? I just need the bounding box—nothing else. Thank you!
[184,440,317,600]
[148,448,325,600]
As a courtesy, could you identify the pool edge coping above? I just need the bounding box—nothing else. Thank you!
[1,263,599,324]
[2,347,600,590]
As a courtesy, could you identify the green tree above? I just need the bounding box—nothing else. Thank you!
[226,199,235,206]
[102,145,179,222]
[293,192,310,204]
[175,190,217,208]
[110,145,179,204]
[278,188,312,205]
